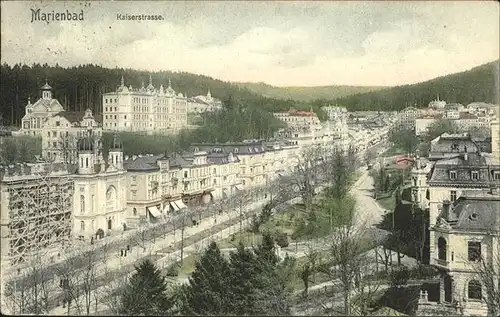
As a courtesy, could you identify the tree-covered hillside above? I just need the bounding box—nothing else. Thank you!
[0,64,322,127]
[235,82,386,102]
[333,60,500,111]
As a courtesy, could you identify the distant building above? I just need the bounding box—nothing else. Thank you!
[19,81,65,136]
[491,119,499,161]
[102,76,188,134]
[395,107,420,130]
[273,108,321,130]
[428,96,446,109]
[187,89,223,114]
[415,111,493,137]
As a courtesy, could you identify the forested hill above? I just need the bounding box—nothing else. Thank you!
[0,64,314,126]
[235,82,386,102]
[332,60,500,111]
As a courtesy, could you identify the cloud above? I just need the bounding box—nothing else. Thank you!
[1,1,498,86]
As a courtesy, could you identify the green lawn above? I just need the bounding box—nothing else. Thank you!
[217,230,264,249]
[169,253,200,279]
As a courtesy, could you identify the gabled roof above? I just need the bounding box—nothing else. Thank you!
[124,154,166,171]
[31,98,64,113]
[168,154,192,169]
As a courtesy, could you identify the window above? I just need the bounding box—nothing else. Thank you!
[437,237,447,261]
[449,170,457,180]
[131,176,136,182]
[184,171,188,178]
[133,208,137,216]
[450,191,457,202]
[56,121,60,127]
[425,189,430,200]
[468,280,482,300]
[80,221,85,232]
[493,171,500,180]
[468,242,481,261]
[80,195,85,214]
[471,171,479,180]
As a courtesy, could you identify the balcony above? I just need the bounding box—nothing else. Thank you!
[433,258,449,269]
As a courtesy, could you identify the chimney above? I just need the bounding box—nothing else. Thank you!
[442,200,451,219]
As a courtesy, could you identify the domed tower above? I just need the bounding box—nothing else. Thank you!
[108,134,124,170]
[41,79,52,100]
[78,137,96,175]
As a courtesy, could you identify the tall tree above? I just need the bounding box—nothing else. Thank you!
[119,259,174,316]
[254,232,278,266]
[184,241,232,316]
[424,119,460,143]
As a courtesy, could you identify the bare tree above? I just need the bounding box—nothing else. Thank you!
[327,223,367,315]
[3,253,57,315]
[473,242,500,316]
[52,244,101,316]
[58,134,78,164]
[279,145,325,214]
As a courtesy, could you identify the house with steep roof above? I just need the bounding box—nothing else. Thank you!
[418,192,500,316]
[42,109,102,163]
[123,154,175,227]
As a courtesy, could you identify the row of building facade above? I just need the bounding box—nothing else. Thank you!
[3,80,389,272]
[18,78,222,139]
[395,97,498,137]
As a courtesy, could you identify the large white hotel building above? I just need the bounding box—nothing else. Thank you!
[102,76,189,134]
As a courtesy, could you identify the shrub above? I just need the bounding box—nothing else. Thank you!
[275,232,289,248]
[409,264,439,279]
[166,264,179,277]
[390,265,410,288]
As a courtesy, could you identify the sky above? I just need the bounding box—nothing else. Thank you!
[1,1,499,87]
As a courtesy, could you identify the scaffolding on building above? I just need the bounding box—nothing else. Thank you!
[2,163,74,267]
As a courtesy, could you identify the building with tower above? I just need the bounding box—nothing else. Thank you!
[17,80,102,162]
[102,75,188,134]
[19,80,65,136]
[71,134,127,242]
